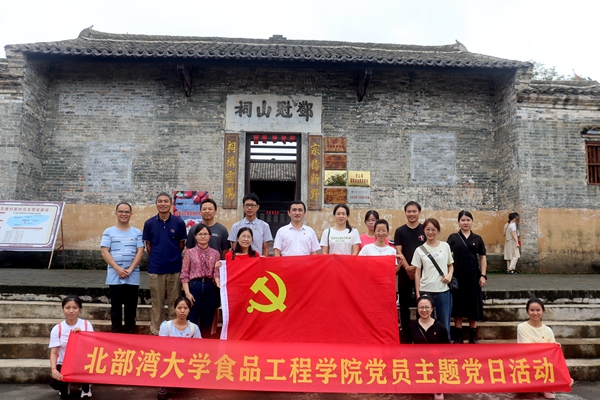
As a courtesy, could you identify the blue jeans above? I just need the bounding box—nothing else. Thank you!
[421,290,453,342]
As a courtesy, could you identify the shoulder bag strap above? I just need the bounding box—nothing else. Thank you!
[457,233,478,262]
[419,245,444,277]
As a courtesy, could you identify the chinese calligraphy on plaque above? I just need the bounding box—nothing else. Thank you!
[308,135,323,210]
[226,95,322,133]
[223,134,239,209]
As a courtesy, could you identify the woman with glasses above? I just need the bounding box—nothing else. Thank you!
[359,210,390,250]
[180,224,222,338]
[408,294,449,400]
[412,218,454,342]
[226,227,260,261]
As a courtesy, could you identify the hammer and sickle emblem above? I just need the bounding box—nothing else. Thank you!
[247,271,287,313]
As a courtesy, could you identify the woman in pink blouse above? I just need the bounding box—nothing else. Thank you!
[181,224,222,338]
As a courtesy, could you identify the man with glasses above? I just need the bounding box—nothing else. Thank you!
[228,192,273,256]
[101,202,145,333]
[143,192,187,335]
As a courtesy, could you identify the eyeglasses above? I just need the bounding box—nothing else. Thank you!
[116,211,132,215]
[243,204,258,208]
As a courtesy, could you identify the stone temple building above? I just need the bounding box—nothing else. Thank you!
[1,28,599,272]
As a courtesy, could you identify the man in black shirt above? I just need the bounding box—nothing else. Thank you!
[394,201,425,343]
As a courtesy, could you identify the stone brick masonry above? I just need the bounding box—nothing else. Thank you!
[0,35,599,272]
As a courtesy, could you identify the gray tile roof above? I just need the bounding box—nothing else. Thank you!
[522,80,600,95]
[250,162,296,182]
[5,28,526,69]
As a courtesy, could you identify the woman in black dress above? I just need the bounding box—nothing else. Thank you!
[447,210,487,344]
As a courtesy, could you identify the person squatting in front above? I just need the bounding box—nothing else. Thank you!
[49,295,93,399]
[157,296,201,400]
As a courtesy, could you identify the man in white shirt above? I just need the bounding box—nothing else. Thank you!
[273,200,320,256]
[228,193,273,256]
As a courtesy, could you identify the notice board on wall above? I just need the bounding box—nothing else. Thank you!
[0,201,65,251]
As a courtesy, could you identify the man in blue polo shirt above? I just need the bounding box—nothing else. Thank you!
[142,192,187,335]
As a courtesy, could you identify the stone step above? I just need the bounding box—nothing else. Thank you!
[470,321,600,340]
[0,300,152,321]
[0,359,49,384]
[481,304,600,322]
[0,318,151,338]
[3,300,599,326]
[566,358,600,382]
[0,338,48,359]
[481,338,600,359]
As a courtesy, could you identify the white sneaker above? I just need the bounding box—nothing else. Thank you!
[542,393,555,399]
[434,394,444,400]
[81,387,92,398]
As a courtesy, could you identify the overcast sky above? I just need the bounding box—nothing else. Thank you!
[1,0,598,80]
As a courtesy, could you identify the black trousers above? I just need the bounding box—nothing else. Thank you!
[49,364,89,395]
[398,269,415,343]
[109,284,139,333]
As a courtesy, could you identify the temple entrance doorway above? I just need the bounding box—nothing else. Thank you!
[245,134,301,239]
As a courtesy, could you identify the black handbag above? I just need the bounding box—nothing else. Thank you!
[418,245,459,292]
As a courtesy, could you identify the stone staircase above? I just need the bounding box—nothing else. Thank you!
[1,296,599,384]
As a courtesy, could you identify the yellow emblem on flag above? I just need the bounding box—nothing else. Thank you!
[247,271,287,313]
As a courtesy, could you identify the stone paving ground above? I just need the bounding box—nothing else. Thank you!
[0,382,599,400]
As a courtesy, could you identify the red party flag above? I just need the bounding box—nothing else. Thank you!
[220,254,399,344]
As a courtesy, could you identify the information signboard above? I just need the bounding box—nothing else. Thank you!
[0,201,65,251]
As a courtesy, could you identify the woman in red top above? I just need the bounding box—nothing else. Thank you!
[181,224,221,338]
[226,227,260,261]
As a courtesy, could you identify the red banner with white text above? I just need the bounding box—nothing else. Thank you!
[220,254,399,344]
[61,332,572,394]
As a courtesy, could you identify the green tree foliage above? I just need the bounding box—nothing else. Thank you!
[530,60,572,81]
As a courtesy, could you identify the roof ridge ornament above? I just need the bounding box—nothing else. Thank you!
[78,26,95,39]
[269,35,287,42]
[454,40,468,52]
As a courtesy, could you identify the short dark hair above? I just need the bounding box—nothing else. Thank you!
[404,201,422,212]
[115,202,132,211]
[364,210,380,222]
[508,212,519,222]
[174,296,192,309]
[232,227,258,260]
[62,295,83,309]
[526,298,545,312]
[416,294,434,310]
[156,192,172,203]
[194,223,212,236]
[201,198,218,211]
[374,219,389,232]
[289,200,306,212]
[242,192,260,205]
[458,210,473,221]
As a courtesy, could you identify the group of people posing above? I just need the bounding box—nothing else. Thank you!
[49,193,565,400]
[97,193,518,344]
